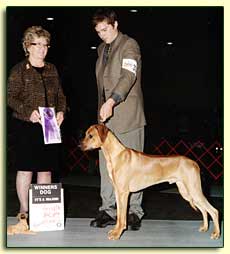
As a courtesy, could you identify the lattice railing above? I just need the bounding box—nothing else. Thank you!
[63,136,223,181]
[8,130,223,181]
[63,135,99,174]
[152,139,223,181]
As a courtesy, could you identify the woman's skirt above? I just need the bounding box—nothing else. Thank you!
[13,118,60,172]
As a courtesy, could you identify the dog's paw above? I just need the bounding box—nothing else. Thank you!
[211,231,220,240]
[199,224,208,232]
[108,228,122,240]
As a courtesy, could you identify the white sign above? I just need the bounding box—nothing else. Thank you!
[122,58,137,75]
[29,183,64,232]
[39,107,62,144]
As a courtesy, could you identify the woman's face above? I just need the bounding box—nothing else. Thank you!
[27,36,49,61]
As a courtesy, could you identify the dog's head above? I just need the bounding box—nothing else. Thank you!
[80,124,109,151]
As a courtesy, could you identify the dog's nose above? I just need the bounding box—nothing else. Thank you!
[78,140,83,149]
[78,141,86,151]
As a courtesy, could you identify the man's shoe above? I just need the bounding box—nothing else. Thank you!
[90,211,116,228]
[128,213,141,231]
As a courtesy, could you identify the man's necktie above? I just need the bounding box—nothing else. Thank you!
[102,44,111,101]
[103,44,111,65]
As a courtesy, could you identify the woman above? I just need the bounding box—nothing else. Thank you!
[8,26,66,217]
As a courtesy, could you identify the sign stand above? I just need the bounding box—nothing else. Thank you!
[29,183,64,232]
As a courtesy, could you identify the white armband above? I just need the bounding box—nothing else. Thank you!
[122,58,137,75]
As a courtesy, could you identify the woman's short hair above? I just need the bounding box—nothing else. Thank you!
[22,26,51,56]
[92,8,117,27]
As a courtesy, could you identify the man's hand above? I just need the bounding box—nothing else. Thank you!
[56,111,64,126]
[100,98,115,122]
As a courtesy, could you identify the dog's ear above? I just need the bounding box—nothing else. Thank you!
[95,124,109,143]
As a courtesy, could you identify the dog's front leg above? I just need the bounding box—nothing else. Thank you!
[108,190,129,240]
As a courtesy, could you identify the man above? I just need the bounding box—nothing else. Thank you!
[91,8,146,230]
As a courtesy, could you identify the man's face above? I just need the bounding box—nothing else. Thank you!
[95,20,118,44]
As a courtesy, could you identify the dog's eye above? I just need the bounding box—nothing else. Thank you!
[89,134,93,139]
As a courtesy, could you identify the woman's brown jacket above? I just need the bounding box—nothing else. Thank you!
[8,59,66,121]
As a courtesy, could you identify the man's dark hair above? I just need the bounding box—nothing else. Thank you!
[92,8,118,27]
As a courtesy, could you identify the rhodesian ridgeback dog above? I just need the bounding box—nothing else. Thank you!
[80,124,220,240]
[7,213,35,235]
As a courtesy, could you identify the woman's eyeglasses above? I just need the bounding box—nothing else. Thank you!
[30,43,50,48]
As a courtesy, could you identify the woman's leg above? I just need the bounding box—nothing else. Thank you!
[37,171,52,184]
[16,171,33,213]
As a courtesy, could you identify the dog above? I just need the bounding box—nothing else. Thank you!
[80,124,220,240]
[7,213,36,235]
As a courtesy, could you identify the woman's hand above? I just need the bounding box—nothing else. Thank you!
[30,110,41,124]
[56,111,64,126]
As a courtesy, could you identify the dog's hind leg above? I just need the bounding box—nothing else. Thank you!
[191,195,220,239]
[176,181,198,211]
[191,200,209,232]
[176,181,209,233]
[184,175,220,239]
